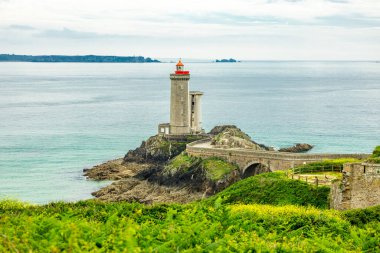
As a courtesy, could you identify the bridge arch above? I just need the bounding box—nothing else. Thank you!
[242,162,271,178]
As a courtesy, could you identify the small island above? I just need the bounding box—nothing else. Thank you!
[215,58,238,63]
[0,54,160,63]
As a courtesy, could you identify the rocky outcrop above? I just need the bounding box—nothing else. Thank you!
[123,135,206,164]
[123,135,179,163]
[208,125,239,135]
[83,159,153,180]
[92,178,204,204]
[85,125,313,204]
[279,143,313,153]
[210,125,273,150]
[91,155,241,204]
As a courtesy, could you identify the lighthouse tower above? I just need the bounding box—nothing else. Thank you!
[158,59,204,135]
[169,59,191,135]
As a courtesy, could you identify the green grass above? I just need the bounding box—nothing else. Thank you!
[165,153,195,172]
[292,158,361,174]
[202,157,238,181]
[164,154,238,181]
[1,198,379,252]
[204,172,330,209]
[300,171,343,177]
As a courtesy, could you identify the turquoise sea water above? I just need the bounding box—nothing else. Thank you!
[0,62,379,204]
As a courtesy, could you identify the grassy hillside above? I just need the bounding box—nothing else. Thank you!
[1,171,379,252]
[204,172,330,208]
[164,153,238,181]
[1,199,379,252]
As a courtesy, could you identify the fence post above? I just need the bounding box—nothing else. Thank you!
[315,177,319,187]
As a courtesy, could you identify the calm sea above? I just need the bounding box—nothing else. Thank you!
[1,61,379,204]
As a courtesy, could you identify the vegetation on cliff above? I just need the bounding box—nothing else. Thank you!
[164,153,238,182]
[123,135,205,164]
[202,157,238,181]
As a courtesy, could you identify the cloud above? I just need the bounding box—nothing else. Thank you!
[8,24,35,30]
[0,0,379,60]
[36,27,151,41]
[38,28,104,39]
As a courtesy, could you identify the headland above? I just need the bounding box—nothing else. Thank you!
[84,60,379,210]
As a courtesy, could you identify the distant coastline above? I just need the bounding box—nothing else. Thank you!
[216,58,238,63]
[0,54,160,63]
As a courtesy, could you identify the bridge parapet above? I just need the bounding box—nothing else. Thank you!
[186,140,370,172]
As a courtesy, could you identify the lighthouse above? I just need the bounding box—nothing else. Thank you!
[158,59,204,135]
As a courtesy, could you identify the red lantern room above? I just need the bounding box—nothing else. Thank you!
[175,59,189,75]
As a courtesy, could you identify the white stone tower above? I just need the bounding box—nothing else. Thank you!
[169,59,191,135]
[158,59,204,135]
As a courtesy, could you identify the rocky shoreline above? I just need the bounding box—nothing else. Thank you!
[84,125,314,204]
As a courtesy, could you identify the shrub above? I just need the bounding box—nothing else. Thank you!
[203,172,330,208]
[1,199,379,252]
[372,146,380,158]
[366,146,380,164]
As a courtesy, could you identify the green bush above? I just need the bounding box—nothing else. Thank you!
[372,146,380,158]
[343,205,380,227]
[1,199,379,252]
[366,146,380,163]
[203,172,330,209]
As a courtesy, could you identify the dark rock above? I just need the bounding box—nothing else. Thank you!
[83,158,153,180]
[208,125,239,135]
[123,135,204,164]
[279,143,314,153]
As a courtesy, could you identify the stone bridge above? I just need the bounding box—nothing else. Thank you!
[186,139,370,178]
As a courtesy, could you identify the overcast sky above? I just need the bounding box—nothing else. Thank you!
[0,0,380,60]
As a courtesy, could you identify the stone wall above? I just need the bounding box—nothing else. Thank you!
[186,140,369,173]
[330,163,380,210]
